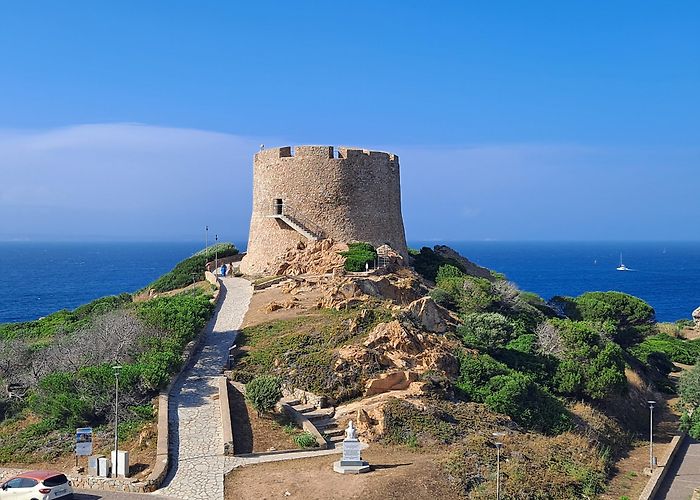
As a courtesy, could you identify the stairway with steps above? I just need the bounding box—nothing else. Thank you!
[268,202,324,241]
[284,398,344,445]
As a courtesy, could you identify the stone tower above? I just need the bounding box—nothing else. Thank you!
[240,145,408,275]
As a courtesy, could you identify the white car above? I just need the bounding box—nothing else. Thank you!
[0,470,73,500]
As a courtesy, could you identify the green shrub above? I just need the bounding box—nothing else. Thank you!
[0,293,132,340]
[506,333,537,354]
[433,270,496,314]
[193,242,239,260]
[680,410,700,439]
[148,255,209,292]
[551,319,627,400]
[484,373,570,434]
[559,292,656,346]
[631,334,700,366]
[679,363,700,412]
[245,375,282,416]
[293,431,318,448]
[137,289,214,340]
[458,312,521,347]
[455,350,509,401]
[341,242,377,272]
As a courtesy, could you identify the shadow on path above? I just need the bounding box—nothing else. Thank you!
[229,383,254,454]
[656,437,700,499]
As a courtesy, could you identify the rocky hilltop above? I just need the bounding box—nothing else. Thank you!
[230,238,677,498]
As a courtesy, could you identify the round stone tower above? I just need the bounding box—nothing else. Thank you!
[240,145,408,275]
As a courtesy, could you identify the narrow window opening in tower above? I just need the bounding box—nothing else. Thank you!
[275,198,283,215]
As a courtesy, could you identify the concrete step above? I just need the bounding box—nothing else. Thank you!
[328,435,345,443]
[305,408,335,419]
[282,398,302,406]
[293,404,317,414]
[323,428,344,438]
[313,418,337,430]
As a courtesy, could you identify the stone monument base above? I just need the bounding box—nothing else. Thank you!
[333,460,370,474]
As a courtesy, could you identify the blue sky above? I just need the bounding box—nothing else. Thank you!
[1,1,698,242]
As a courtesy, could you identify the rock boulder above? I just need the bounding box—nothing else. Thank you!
[404,296,455,333]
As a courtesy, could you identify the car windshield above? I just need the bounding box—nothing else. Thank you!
[42,474,68,487]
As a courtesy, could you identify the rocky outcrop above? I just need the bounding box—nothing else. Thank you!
[265,298,300,312]
[354,275,428,305]
[404,296,455,333]
[334,319,459,398]
[272,239,347,276]
[693,306,700,328]
[433,245,495,281]
[365,371,419,397]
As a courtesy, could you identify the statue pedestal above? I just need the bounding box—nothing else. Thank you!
[333,459,370,474]
[333,421,370,474]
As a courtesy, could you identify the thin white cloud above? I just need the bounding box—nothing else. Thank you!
[0,123,272,241]
[0,125,698,241]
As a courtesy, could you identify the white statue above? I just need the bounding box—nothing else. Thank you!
[345,420,358,440]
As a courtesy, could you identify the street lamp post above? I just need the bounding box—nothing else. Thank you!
[648,400,656,469]
[113,365,122,478]
[215,234,219,273]
[493,432,506,500]
[205,225,209,260]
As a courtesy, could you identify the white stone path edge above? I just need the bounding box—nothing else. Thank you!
[155,277,346,500]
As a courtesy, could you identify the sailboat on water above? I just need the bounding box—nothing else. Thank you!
[617,253,630,272]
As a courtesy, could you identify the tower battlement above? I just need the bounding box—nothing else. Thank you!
[255,145,398,163]
[241,144,407,275]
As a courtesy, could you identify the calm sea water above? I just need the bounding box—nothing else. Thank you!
[0,241,698,324]
[0,242,205,323]
[412,241,700,323]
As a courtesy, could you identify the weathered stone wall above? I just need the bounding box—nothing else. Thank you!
[240,145,408,275]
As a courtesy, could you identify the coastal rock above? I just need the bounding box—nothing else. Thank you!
[271,239,347,276]
[333,320,459,386]
[433,245,495,282]
[364,371,419,397]
[404,296,455,333]
[354,275,427,305]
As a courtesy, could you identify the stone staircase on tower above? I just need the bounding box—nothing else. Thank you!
[268,201,325,241]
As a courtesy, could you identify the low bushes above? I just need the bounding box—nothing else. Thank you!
[455,351,569,434]
[341,242,377,272]
[0,293,132,340]
[246,375,282,417]
[193,242,239,260]
[631,334,700,366]
[293,431,318,448]
[147,255,209,292]
[552,291,656,346]
[147,242,238,292]
[23,289,214,433]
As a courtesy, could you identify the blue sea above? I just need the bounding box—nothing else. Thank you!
[412,241,700,323]
[0,241,698,324]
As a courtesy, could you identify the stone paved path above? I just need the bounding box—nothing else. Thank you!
[657,437,700,499]
[155,276,351,499]
[156,277,253,500]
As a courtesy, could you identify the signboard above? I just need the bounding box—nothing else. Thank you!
[75,427,93,456]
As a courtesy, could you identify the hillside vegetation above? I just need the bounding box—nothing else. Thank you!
[231,244,693,498]
[148,242,238,292]
[0,247,222,463]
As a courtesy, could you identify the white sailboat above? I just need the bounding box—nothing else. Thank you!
[617,253,630,271]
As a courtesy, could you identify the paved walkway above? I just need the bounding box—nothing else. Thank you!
[156,277,253,500]
[657,437,700,499]
[155,276,350,500]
